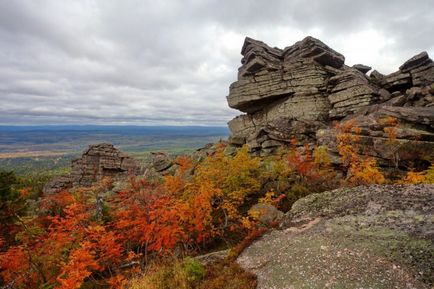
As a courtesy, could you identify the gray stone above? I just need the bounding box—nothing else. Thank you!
[249,203,284,225]
[370,70,384,82]
[238,185,434,289]
[44,143,140,194]
[399,51,430,72]
[353,64,372,74]
[382,71,412,91]
[225,36,434,166]
[228,135,246,146]
[151,152,173,172]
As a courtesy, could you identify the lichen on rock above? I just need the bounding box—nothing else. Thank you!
[237,184,434,289]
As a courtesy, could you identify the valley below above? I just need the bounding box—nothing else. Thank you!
[0,125,228,174]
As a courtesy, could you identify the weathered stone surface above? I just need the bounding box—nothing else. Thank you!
[353,64,371,74]
[382,71,412,91]
[226,36,434,164]
[238,185,434,289]
[227,36,339,114]
[370,69,384,82]
[411,61,434,86]
[399,51,430,72]
[328,68,379,118]
[282,36,345,69]
[42,175,73,195]
[150,152,173,172]
[43,143,139,194]
[228,135,246,146]
[249,203,284,225]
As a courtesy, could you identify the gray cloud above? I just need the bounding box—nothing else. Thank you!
[0,0,433,125]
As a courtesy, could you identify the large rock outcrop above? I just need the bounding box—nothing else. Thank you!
[238,184,434,289]
[226,36,434,164]
[43,143,140,194]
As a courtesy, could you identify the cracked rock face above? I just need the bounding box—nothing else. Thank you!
[226,36,434,160]
[43,143,139,194]
[238,185,434,289]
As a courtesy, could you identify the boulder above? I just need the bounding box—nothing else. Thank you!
[238,185,434,289]
[353,64,372,74]
[150,152,173,172]
[399,51,431,72]
[249,203,284,225]
[43,143,140,194]
[226,36,434,167]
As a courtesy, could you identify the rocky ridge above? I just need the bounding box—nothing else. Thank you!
[43,142,221,194]
[227,36,434,166]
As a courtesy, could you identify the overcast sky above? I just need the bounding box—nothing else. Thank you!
[0,0,433,126]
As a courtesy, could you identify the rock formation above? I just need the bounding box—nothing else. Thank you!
[43,143,140,194]
[238,184,434,288]
[226,36,434,166]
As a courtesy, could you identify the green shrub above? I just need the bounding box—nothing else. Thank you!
[182,257,205,283]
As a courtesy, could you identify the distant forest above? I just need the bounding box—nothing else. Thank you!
[0,126,228,174]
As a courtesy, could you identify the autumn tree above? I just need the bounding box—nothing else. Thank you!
[336,120,385,186]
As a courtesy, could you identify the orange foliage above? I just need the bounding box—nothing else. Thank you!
[336,120,385,186]
[57,241,101,289]
[0,246,29,285]
[0,188,124,289]
[283,142,337,193]
[399,170,427,184]
[4,134,428,289]
[164,155,193,195]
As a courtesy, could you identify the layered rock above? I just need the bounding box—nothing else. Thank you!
[226,36,434,162]
[43,143,139,194]
[317,105,434,167]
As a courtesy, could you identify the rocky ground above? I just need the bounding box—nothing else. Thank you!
[237,185,434,289]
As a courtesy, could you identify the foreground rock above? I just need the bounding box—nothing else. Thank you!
[43,143,140,194]
[226,36,434,165]
[237,184,434,289]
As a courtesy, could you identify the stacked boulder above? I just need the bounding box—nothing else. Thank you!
[43,143,140,194]
[226,36,434,166]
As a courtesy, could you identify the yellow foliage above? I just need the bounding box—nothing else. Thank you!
[348,157,385,186]
[400,171,426,184]
[336,121,385,186]
[399,163,434,184]
[259,190,275,205]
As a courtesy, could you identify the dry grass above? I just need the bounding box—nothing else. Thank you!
[127,258,256,289]
[0,150,68,159]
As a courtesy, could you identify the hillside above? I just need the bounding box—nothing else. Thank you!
[0,36,433,289]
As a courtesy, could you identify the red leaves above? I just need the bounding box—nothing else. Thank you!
[0,246,28,284]
[0,189,127,289]
[0,148,265,288]
[57,241,101,289]
[287,144,318,181]
[112,183,193,253]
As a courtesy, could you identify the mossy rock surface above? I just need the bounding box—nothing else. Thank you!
[237,184,434,289]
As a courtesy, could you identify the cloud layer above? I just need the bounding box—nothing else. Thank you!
[0,0,433,125]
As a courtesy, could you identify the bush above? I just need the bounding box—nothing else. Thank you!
[127,258,255,289]
[183,257,205,282]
